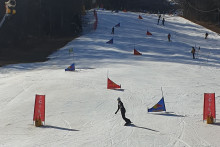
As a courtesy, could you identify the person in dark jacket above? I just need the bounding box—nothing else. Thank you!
[111,27,114,34]
[191,47,196,59]
[157,14,161,25]
[162,18,165,26]
[168,33,171,42]
[205,32,208,39]
[115,97,131,124]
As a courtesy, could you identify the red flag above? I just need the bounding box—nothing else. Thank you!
[203,93,216,121]
[107,78,121,89]
[134,49,142,55]
[138,15,143,19]
[33,95,45,121]
[146,31,152,35]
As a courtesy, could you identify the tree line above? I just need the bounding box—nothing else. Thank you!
[0,0,83,47]
[0,0,175,48]
[177,0,220,26]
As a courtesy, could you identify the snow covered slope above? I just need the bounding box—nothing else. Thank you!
[0,10,220,147]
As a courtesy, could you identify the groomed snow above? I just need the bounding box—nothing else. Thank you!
[0,10,220,147]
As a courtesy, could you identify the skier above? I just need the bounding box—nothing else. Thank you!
[162,18,165,26]
[191,47,196,59]
[115,97,131,125]
[111,27,114,34]
[158,14,161,20]
[168,33,171,42]
[157,14,161,25]
[205,32,208,39]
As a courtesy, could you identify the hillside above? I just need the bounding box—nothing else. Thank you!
[0,10,220,147]
[0,0,82,66]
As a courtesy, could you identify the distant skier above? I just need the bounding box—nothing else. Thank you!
[158,14,161,20]
[168,33,171,42]
[162,18,165,26]
[191,47,196,59]
[157,14,161,25]
[115,97,131,125]
[205,32,208,39]
[157,18,160,25]
[111,27,114,34]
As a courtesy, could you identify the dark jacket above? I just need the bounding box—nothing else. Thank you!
[115,101,125,114]
[191,47,196,54]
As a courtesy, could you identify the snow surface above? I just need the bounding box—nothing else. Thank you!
[0,10,220,147]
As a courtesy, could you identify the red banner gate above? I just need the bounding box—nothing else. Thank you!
[33,94,45,123]
[203,93,216,121]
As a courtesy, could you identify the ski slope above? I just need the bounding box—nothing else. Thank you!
[0,10,220,147]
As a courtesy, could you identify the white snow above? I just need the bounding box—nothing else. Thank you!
[0,10,220,147]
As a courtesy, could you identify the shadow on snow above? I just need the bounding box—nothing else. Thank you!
[150,112,185,117]
[128,124,159,132]
[41,125,79,131]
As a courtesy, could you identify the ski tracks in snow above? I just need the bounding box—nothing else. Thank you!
[167,116,211,147]
[169,117,191,147]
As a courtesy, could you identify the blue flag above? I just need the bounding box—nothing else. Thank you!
[106,38,113,44]
[65,63,75,71]
[115,23,120,27]
[148,97,166,112]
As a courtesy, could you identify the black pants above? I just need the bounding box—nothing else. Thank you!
[193,53,195,59]
[121,109,131,123]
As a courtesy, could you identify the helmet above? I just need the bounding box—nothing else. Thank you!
[117,97,121,101]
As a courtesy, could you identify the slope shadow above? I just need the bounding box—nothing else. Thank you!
[150,112,185,117]
[41,125,79,131]
[128,124,159,132]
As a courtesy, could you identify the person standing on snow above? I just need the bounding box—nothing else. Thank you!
[191,47,196,59]
[205,32,208,39]
[115,97,131,125]
[168,33,171,42]
[157,14,161,25]
[162,18,165,26]
[111,27,114,34]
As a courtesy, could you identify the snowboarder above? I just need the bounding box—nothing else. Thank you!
[162,18,165,26]
[168,33,171,42]
[191,47,196,59]
[205,32,208,39]
[115,97,131,125]
[111,27,114,34]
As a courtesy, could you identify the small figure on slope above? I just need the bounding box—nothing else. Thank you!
[115,97,131,125]
[157,14,161,25]
[168,33,171,42]
[205,32,208,39]
[191,47,196,59]
[162,18,165,26]
[111,27,114,34]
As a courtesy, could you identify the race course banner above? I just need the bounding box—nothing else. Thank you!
[33,94,45,122]
[203,93,215,121]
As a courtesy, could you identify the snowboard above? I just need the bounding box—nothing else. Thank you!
[124,122,133,126]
